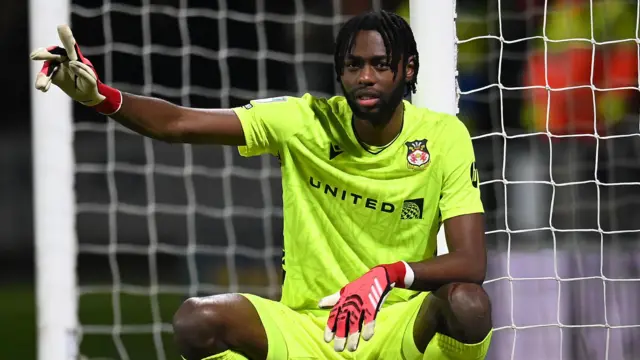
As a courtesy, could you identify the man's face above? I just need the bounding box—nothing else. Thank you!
[340,30,413,126]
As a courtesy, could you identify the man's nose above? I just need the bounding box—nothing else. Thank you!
[358,65,375,85]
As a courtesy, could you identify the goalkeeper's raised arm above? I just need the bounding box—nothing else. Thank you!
[30,25,245,145]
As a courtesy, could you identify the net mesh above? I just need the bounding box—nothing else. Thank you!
[459,1,640,359]
[67,0,640,359]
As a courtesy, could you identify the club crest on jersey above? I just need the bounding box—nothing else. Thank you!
[405,139,430,169]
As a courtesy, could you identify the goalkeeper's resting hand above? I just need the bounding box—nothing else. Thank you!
[318,261,414,352]
[30,24,122,115]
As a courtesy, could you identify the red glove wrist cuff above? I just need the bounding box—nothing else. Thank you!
[93,82,123,115]
[382,261,409,288]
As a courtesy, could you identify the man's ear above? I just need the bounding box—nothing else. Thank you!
[405,55,416,82]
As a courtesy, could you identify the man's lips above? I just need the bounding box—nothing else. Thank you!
[357,97,380,107]
[355,90,381,107]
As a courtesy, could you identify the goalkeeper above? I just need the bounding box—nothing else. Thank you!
[31,10,492,360]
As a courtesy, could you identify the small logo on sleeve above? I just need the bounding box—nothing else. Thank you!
[244,96,287,109]
[470,161,479,188]
[405,139,430,169]
[254,96,287,103]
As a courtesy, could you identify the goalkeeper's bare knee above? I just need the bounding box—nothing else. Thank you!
[440,282,492,344]
[414,282,492,351]
[172,295,231,359]
[172,293,267,360]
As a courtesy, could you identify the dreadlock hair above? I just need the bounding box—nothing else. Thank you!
[334,10,420,95]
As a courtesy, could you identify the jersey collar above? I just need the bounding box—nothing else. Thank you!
[349,100,412,156]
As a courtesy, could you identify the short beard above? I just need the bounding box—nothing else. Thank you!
[343,78,407,128]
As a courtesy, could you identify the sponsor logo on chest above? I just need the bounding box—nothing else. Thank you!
[308,176,424,220]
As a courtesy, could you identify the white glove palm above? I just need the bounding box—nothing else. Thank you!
[30,25,121,114]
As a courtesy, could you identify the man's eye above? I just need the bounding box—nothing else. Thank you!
[376,63,390,69]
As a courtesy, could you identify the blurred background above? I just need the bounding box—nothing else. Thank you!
[2,0,640,359]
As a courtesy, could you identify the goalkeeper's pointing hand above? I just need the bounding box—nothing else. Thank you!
[30,25,122,115]
[318,261,414,352]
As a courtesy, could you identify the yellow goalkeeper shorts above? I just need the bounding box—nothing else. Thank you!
[203,292,492,360]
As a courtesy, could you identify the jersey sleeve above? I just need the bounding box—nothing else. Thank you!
[232,95,312,157]
[439,117,484,220]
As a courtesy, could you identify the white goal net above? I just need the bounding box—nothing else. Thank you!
[49,0,640,359]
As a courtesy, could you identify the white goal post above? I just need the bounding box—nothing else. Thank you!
[409,1,457,256]
[29,0,77,360]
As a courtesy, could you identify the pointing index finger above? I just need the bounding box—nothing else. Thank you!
[57,25,78,61]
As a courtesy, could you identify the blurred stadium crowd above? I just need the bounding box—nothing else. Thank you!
[1,0,639,359]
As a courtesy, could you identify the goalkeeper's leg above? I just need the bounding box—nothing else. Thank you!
[172,294,267,360]
[415,283,493,359]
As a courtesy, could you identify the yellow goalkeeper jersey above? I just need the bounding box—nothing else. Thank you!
[232,94,483,312]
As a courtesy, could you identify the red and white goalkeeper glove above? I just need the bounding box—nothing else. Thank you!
[30,25,122,115]
[318,261,415,352]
